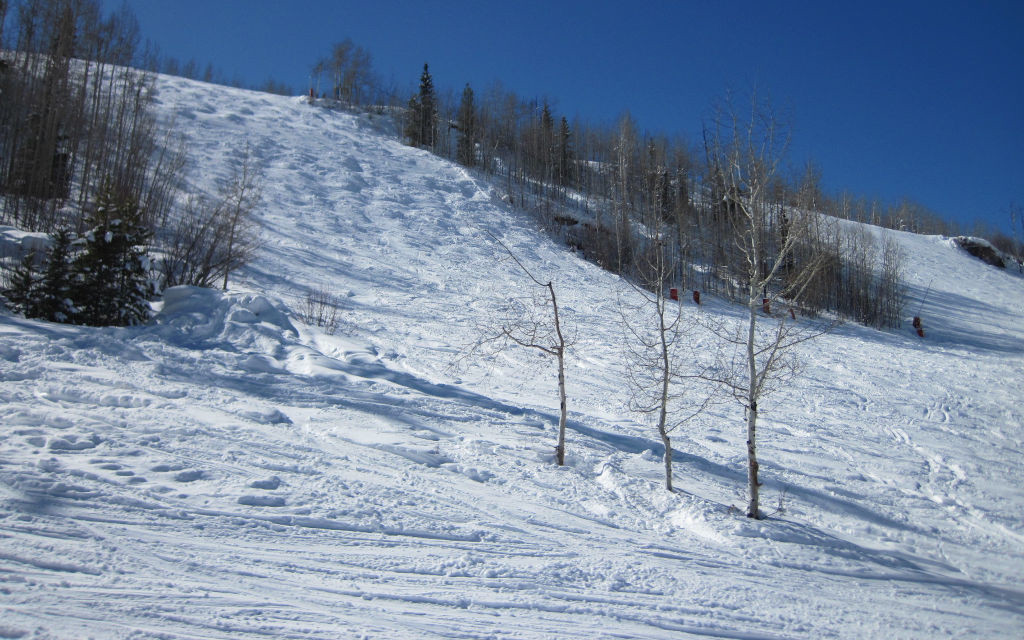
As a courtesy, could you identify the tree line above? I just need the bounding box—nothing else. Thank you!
[0,0,260,326]
[299,39,1019,280]
[396,64,910,330]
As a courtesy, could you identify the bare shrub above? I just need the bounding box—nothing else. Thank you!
[158,149,261,290]
[299,286,341,335]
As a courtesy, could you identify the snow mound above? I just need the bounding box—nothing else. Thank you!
[153,285,297,350]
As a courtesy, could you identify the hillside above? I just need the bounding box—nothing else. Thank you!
[1,74,1022,639]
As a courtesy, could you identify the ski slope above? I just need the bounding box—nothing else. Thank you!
[1,74,1022,639]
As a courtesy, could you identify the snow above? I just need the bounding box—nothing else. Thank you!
[0,226,50,259]
[1,74,1022,639]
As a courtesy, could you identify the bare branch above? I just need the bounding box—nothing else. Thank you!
[467,231,573,465]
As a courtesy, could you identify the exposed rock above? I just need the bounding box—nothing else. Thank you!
[954,236,1005,268]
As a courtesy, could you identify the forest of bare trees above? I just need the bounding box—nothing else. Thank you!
[0,0,259,325]
[0,0,180,233]
[299,41,1011,294]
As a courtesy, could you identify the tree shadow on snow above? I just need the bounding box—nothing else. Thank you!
[748,515,1024,616]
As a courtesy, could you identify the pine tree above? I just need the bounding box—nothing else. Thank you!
[557,116,574,187]
[73,181,154,326]
[404,93,422,146]
[35,227,77,322]
[4,230,76,322]
[540,102,554,152]
[406,63,438,149]
[419,64,437,149]
[539,101,555,185]
[5,250,40,315]
[456,83,476,167]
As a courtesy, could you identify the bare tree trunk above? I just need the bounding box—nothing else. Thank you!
[661,430,673,492]
[745,400,759,517]
[555,347,567,465]
[551,281,568,466]
[745,259,761,517]
[221,229,234,290]
[482,234,572,466]
[658,293,673,491]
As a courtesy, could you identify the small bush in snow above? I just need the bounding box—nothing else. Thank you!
[299,286,342,335]
[158,148,261,291]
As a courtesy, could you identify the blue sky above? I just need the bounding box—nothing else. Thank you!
[105,0,1022,235]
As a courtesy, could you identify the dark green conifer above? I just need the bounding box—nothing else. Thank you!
[557,116,574,187]
[417,64,437,149]
[404,93,422,146]
[72,181,154,326]
[36,227,77,322]
[5,250,40,315]
[456,83,476,167]
[405,63,438,149]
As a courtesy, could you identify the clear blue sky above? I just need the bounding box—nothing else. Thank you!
[106,0,1023,235]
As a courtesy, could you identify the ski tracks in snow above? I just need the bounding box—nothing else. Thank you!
[2,77,1023,638]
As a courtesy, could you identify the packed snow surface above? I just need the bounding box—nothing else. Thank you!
[1,75,1023,639]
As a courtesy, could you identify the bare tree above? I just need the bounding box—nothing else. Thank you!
[219,147,262,290]
[703,91,833,518]
[619,233,716,491]
[317,39,374,106]
[159,146,261,290]
[473,233,572,465]
[310,58,325,99]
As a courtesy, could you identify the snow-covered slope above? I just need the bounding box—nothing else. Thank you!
[1,75,1022,639]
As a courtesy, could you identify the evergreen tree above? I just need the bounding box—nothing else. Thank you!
[540,102,554,152]
[35,227,77,322]
[557,116,573,187]
[5,250,40,315]
[4,230,76,322]
[456,83,476,167]
[72,181,154,326]
[403,93,422,147]
[539,101,555,183]
[405,63,437,149]
[418,64,437,149]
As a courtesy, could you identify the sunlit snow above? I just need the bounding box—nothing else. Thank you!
[1,74,1022,639]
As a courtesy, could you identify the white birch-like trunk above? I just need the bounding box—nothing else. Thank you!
[658,294,673,492]
[745,251,761,518]
[550,281,568,466]
[556,347,567,466]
